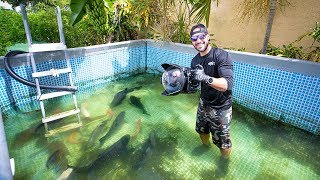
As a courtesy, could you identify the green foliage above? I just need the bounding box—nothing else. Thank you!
[69,0,89,26]
[67,0,219,43]
[224,47,246,52]
[304,22,320,62]
[189,0,214,26]
[69,0,137,42]
[135,0,191,43]
[0,8,26,55]
[266,42,319,62]
[304,47,320,62]
[171,5,191,44]
[110,1,138,42]
[0,7,110,56]
[310,22,320,43]
[62,11,107,47]
[28,8,61,43]
[238,0,290,21]
[292,22,320,62]
[4,0,69,8]
[266,43,303,59]
[86,0,109,36]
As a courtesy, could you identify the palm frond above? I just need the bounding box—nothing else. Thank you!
[190,0,212,26]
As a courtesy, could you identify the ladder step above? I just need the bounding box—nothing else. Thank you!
[29,43,67,52]
[45,122,82,137]
[39,91,73,100]
[42,109,80,123]
[32,68,72,78]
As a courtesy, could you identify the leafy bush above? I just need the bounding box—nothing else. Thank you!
[0,8,26,55]
[266,22,320,62]
[0,7,108,56]
[266,43,304,59]
[311,22,320,43]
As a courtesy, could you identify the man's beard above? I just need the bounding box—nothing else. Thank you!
[194,41,209,52]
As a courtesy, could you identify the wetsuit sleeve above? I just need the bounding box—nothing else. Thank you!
[217,51,233,91]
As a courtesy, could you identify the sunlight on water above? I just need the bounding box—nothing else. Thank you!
[3,73,320,179]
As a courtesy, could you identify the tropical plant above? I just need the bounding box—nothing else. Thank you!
[188,0,219,26]
[265,23,320,62]
[171,4,192,44]
[0,7,26,55]
[68,0,221,43]
[111,0,138,41]
[70,0,139,42]
[311,22,320,43]
[0,6,109,55]
[3,0,70,10]
[304,47,320,62]
[224,47,246,52]
[297,22,320,44]
[295,22,320,62]
[70,0,111,43]
[238,0,290,54]
[266,43,303,59]
[149,0,179,42]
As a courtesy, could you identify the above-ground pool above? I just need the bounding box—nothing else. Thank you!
[3,73,320,179]
[0,40,319,179]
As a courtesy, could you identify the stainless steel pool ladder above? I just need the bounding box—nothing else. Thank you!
[20,5,81,137]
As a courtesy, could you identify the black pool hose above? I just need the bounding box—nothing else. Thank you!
[3,50,77,92]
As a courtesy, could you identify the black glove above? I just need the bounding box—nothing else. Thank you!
[194,65,211,83]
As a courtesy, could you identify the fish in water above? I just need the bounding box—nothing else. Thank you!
[133,131,157,170]
[110,86,142,108]
[132,118,142,140]
[46,150,62,168]
[46,149,68,173]
[129,96,150,115]
[12,121,47,148]
[99,111,126,145]
[71,134,131,172]
[86,118,110,149]
[67,131,79,144]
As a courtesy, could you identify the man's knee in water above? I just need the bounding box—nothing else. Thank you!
[199,133,210,145]
[220,148,231,158]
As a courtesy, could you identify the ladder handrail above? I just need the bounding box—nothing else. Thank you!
[17,4,82,136]
[56,7,66,45]
[20,4,32,46]
[20,4,66,46]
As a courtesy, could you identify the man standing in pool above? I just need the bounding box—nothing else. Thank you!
[190,24,234,158]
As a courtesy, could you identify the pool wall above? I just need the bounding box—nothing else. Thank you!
[0,40,319,135]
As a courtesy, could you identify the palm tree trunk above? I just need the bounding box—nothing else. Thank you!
[261,0,277,54]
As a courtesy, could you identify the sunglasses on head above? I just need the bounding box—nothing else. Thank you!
[190,34,207,41]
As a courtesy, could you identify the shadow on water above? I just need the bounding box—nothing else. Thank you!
[191,144,211,156]
[214,156,230,179]
[233,103,320,175]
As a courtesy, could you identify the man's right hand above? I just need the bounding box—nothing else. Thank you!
[194,65,211,83]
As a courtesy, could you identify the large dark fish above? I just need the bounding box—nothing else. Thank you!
[46,150,61,168]
[71,134,131,172]
[110,86,142,108]
[46,149,68,173]
[133,131,157,170]
[129,96,150,116]
[99,111,126,145]
[85,118,110,149]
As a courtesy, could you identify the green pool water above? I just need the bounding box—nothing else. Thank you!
[3,73,320,179]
